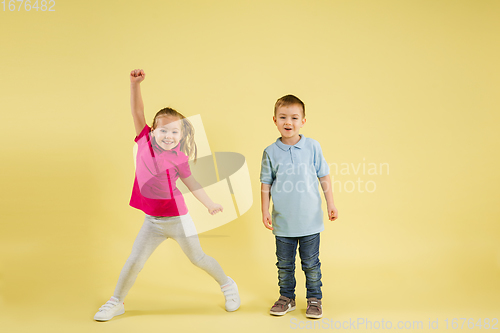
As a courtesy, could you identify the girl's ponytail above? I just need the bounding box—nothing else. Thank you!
[179,117,197,163]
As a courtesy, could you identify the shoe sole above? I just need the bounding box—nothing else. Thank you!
[306,313,323,319]
[270,305,296,316]
[94,308,125,321]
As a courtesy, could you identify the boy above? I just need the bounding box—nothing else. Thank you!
[260,95,338,319]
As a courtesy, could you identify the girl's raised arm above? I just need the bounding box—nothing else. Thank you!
[130,69,147,136]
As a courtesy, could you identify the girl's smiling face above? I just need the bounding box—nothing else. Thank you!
[151,115,182,150]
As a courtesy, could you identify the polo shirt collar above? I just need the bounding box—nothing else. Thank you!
[275,134,305,151]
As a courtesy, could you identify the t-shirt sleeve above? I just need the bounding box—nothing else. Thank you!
[134,124,150,143]
[177,156,192,179]
[314,141,330,178]
[260,150,274,185]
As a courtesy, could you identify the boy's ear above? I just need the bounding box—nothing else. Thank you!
[302,118,307,126]
[273,116,277,124]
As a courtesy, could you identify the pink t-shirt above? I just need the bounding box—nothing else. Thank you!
[129,124,191,216]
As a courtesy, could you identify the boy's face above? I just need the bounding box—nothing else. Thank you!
[273,104,306,141]
[151,115,182,150]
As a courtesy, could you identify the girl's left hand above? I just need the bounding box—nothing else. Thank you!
[208,203,223,215]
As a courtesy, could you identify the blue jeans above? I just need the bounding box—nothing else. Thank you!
[275,233,322,299]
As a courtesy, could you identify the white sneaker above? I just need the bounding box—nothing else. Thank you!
[220,277,240,312]
[94,296,125,321]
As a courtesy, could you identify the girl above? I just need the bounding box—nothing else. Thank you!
[94,69,240,321]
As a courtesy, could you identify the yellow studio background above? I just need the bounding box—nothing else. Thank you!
[1,0,499,332]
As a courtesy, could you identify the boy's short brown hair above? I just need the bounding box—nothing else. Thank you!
[274,95,305,118]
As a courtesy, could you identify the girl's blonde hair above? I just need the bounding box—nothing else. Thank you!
[151,107,198,163]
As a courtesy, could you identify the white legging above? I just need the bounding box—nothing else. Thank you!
[113,213,228,301]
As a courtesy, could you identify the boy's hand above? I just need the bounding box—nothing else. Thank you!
[208,203,223,215]
[130,69,145,84]
[327,204,338,221]
[262,211,273,230]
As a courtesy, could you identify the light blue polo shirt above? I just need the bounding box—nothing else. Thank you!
[260,134,330,237]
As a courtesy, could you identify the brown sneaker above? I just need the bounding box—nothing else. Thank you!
[306,298,322,319]
[270,295,296,316]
